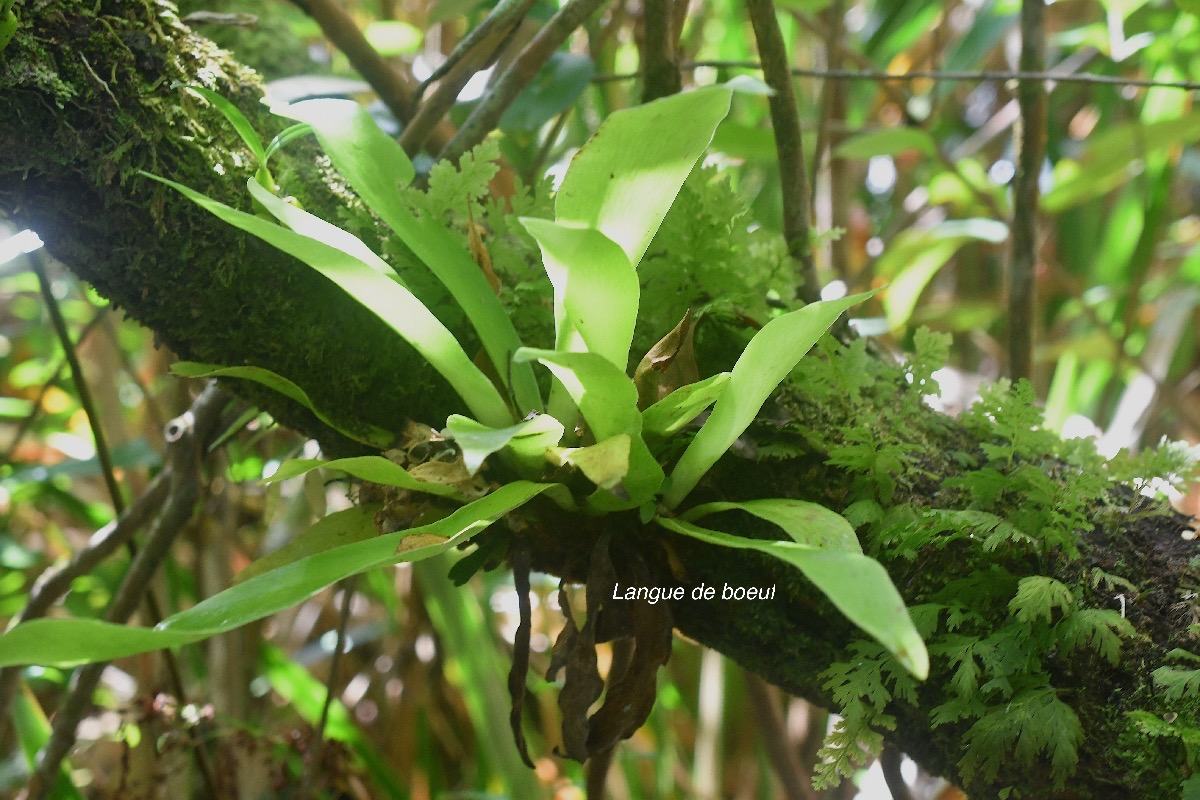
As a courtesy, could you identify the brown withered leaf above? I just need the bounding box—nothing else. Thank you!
[633,310,699,410]
[554,535,615,761]
[586,551,673,754]
[507,544,535,768]
[467,204,503,295]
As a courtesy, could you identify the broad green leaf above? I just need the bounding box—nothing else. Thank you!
[169,362,394,447]
[148,175,513,427]
[642,372,730,437]
[555,85,734,269]
[363,20,422,55]
[0,482,554,667]
[247,180,400,279]
[834,128,937,159]
[234,506,379,584]
[547,434,631,490]
[179,84,266,164]
[664,292,873,509]
[519,219,638,367]
[656,516,928,679]
[513,348,664,505]
[273,99,542,416]
[444,413,565,475]
[265,456,466,500]
[682,498,863,553]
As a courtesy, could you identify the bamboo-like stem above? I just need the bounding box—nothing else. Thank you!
[1007,0,1047,381]
[745,0,820,303]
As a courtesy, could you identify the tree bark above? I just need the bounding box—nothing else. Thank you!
[2,5,1197,798]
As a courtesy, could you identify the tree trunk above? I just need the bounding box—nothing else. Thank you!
[2,5,1196,798]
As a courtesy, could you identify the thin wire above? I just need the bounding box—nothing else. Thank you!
[592,61,1200,91]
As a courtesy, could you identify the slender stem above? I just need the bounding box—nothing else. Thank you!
[1007,0,1046,381]
[592,61,1200,92]
[439,0,609,164]
[33,251,125,515]
[300,576,358,799]
[881,745,915,800]
[745,0,820,303]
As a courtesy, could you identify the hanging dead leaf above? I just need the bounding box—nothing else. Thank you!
[633,310,700,409]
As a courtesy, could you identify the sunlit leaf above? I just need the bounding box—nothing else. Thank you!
[555,85,735,269]
[519,220,638,367]
[273,99,542,415]
[663,292,873,508]
[444,413,565,475]
[147,176,513,427]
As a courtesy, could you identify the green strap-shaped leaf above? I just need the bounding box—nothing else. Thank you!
[273,99,542,415]
[180,84,266,164]
[234,506,380,584]
[265,456,467,500]
[247,180,402,280]
[682,498,864,553]
[555,85,735,269]
[0,481,556,668]
[663,292,874,509]
[513,348,664,506]
[656,516,928,679]
[444,413,564,475]
[519,220,638,369]
[642,372,730,437]
[147,174,513,428]
[169,362,394,448]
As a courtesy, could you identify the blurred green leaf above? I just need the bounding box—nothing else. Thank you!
[501,52,594,132]
[835,128,937,159]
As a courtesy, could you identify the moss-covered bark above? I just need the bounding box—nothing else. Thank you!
[2,5,1197,797]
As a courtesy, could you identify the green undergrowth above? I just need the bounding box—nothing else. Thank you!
[764,329,1200,796]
